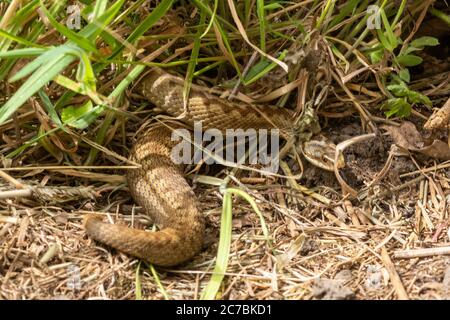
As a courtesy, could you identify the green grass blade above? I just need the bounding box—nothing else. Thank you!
[109,0,174,60]
[0,48,46,59]
[201,186,270,300]
[38,90,63,127]
[76,49,97,90]
[256,0,266,52]
[429,7,450,27]
[0,29,47,49]
[183,9,206,106]
[127,0,174,44]
[8,46,73,82]
[135,261,142,300]
[148,264,170,300]
[329,0,360,29]
[11,0,40,26]
[0,53,75,124]
[226,188,269,242]
[39,1,99,54]
[243,50,287,85]
[380,8,399,51]
[92,0,109,19]
[316,0,335,29]
[200,0,218,39]
[79,0,126,40]
[201,191,233,300]
[84,62,148,164]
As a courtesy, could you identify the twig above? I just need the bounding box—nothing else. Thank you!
[0,189,33,200]
[400,161,450,178]
[364,175,426,202]
[393,246,450,259]
[0,186,96,201]
[0,216,19,224]
[0,165,138,171]
[0,170,26,189]
[380,247,409,300]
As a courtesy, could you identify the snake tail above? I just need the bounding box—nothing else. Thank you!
[84,125,204,266]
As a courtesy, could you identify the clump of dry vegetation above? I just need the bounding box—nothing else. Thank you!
[0,0,449,300]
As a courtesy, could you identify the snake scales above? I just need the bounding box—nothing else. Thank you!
[83,68,339,266]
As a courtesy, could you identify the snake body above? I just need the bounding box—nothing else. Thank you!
[84,68,335,266]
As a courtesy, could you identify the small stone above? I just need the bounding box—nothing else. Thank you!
[312,278,355,300]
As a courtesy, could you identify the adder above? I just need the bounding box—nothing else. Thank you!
[83,68,342,266]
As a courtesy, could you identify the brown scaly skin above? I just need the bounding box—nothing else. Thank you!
[84,68,340,266]
[84,123,205,266]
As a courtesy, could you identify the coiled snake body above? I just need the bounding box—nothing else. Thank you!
[84,68,339,266]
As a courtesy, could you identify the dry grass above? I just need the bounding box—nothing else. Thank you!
[1,146,449,299]
[1,0,450,300]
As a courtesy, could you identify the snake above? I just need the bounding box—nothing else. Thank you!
[83,68,343,266]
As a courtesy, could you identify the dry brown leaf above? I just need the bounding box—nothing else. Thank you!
[382,121,450,160]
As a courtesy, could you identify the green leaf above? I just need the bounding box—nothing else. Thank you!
[377,28,396,52]
[410,36,439,48]
[397,54,423,67]
[387,83,409,97]
[92,0,108,18]
[184,9,206,104]
[11,0,40,26]
[408,91,432,107]
[200,0,218,39]
[387,80,432,107]
[399,69,410,83]
[191,0,241,76]
[264,3,283,10]
[380,8,399,51]
[200,187,269,300]
[76,49,97,91]
[369,47,384,64]
[329,0,359,29]
[61,101,103,129]
[0,0,126,126]
[382,97,411,118]
[403,45,422,55]
[243,50,287,85]
[148,263,170,300]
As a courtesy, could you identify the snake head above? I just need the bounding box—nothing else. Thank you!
[301,139,345,172]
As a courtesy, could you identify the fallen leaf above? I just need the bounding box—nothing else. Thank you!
[382,121,450,160]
